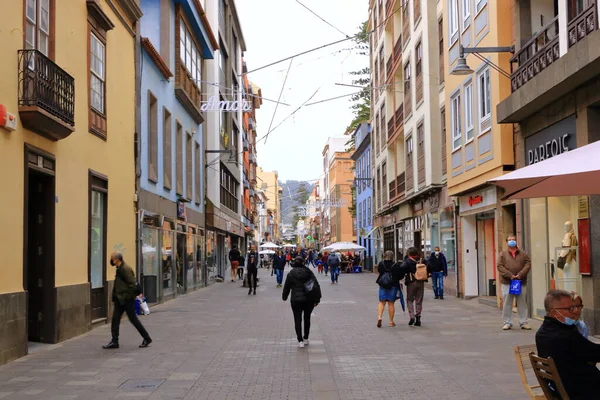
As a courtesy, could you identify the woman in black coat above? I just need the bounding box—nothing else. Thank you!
[282,257,322,348]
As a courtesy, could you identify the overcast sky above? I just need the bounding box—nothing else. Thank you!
[236,0,368,183]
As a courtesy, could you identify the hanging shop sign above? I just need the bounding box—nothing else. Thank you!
[201,95,252,112]
[524,115,576,166]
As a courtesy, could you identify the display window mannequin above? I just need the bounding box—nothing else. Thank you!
[557,221,578,292]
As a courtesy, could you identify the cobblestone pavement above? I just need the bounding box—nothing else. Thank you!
[0,269,540,399]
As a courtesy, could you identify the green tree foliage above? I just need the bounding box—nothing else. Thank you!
[345,21,371,135]
[291,184,311,228]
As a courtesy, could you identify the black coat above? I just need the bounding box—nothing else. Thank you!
[282,265,321,305]
[273,255,286,270]
[246,251,259,270]
[536,316,600,399]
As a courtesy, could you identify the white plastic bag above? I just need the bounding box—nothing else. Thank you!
[138,295,150,315]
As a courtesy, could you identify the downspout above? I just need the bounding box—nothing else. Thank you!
[453,198,461,297]
[134,20,143,279]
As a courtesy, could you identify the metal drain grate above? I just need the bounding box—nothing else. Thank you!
[119,378,165,391]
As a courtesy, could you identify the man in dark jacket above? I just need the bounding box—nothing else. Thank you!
[327,252,341,284]
[400,247,424,327]
[273,250,286,287]
[536,289,600,399]
[246,244,259,295]
[103,252,151,349]
[282,257,322,348]
[427,246,448,299]
[228,244,241,282]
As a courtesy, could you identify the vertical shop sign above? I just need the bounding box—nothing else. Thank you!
[578,219,591,275]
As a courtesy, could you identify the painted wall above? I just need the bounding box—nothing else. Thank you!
[0,0,137,293]
[329,154,355,243]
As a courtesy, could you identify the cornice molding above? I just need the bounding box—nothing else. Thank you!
[87,0,115,31]
[141,38,173,80]
[115,0,143,21]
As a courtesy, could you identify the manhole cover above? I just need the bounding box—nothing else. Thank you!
[119,379,165,391]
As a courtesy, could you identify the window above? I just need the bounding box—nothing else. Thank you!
[416,41,422,77]
[374,59,379,100]
[379,47,385,85]
[218,41,227,87]
[195,142,200,204]
[367,197,372,225]
[413,0,421,23]
[438,18,444,84]
[441,108,447,175]
[25,0,52,56]
[464,82,474,141]
[451,93,462,150]
[176,122,183,195]
[147,91,158,183]
[476,0,487,14]
[357,158,362,194]
[186,133,193,200]
[379,104,386,150]
[231,125,239,162]
[89,172,108,296]
[179,19,201,87]
[461,0,471,29]
[90,33,106,114]
[358,205,362,229]
[220,163,239,212]
[404,61,411,93]
[376,167,381,209]
[478,67,491,128]
[448,0,458,39]
[363,200,367,227]
[232,32,238,72]
[406,136,413,164]
[382,161,387,204]
[163,108,172,189]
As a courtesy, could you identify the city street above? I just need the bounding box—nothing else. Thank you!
[0,269,539,400]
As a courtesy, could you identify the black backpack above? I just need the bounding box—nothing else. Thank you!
[376,262,394,289]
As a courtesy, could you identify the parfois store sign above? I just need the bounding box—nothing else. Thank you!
[525,115,576,166]
[201,95,251,112]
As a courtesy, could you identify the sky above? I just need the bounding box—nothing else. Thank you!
[236,0,369,183]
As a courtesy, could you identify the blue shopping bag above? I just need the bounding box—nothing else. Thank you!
[509,279,522,295]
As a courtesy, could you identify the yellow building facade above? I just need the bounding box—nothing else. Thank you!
[0,0,141,364]
[328,152,355,243]
[443,0,515,299]
[256,167,281,242]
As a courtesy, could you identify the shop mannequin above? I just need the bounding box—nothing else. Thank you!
[557,221,577,292]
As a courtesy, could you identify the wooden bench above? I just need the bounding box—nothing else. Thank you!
[529,352,570,400]
[514,345,546,399]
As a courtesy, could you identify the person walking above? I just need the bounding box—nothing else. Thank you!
[282,257,322,348]
[427,246,448,299]
[497,234,532,330]
[237,251,245,280]
[246,245,259,295]
[400,247,425,327]
[228,244,241,282]
[322,252,329,276]
[102,252,152,349]
[376,250,403,328]
[327,252,341,284]
[273,250,286,287]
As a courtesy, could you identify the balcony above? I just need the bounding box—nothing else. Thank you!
[249,153,256,164]
[18,50,75,141]
[393,36,402,62]
[386,0,394,17]
[387,117,394,140]
[388,180,396,200]
[510,17,559,92]
[568,3,598,48]
[395,103,403,131]
[396,172,405,199]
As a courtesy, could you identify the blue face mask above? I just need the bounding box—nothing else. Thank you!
[507,240,517,248]
[556,310,578,326]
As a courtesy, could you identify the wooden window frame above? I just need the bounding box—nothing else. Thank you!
[88,170,108,294]
[186,132,193,200]
[147,91,158,183]
[23,0,55,59]
[464,81,474,142]
[176,122,183,195]
[194,142,201,205]
[163,107,172,189]
[415,41,423,77]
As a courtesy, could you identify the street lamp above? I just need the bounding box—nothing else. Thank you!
[450,44,514,76]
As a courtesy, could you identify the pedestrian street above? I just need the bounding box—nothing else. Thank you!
[0,269,540,400]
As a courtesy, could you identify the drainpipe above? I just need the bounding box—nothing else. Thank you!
[453,198,461,297]
[134,20,142,279]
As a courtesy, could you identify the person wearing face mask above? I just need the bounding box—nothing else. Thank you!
[570,292,588,339]
[102,252,152,349]
[496,234,532,331]
[536,289,600,399]
[426,246,448,299]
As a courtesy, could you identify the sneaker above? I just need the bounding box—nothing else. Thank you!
[408,318,415,326]
[521,324,532,330]
[304,339,309,346]
[502,324,512,330]
[298,341,305,348]
[377,319,382,328]
[414,316,421,327]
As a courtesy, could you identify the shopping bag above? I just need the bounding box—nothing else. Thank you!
[140,300,150,315]
[509,279,522,295]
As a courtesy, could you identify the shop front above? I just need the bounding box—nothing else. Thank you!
[206,201,245,280]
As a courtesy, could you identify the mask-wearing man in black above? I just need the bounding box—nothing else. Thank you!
[246,244,259,295]
[536,289,600,399]
[102,252,152,349]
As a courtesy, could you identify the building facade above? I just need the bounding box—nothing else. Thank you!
[497,0,600,332]
[443,0,515,300]
[0,0,141,364]
[256,167,282,243]
[351,123,375,270]
[137,0,218,304]
[320,137,350,246]
[328,151,356,243]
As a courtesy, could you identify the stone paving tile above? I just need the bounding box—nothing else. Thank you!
[0,269,537,399]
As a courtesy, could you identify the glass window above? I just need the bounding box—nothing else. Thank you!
[416,41,423,76]
[90,33,105,114]
[478,67,491,125]
[476,0,487,14]
[368,197,372,225]
[451,93,462,150]
[25,0,50,55]
[90,190,106,289]
[142,225,159,302]
[440,208,455,271]
[449,0,458,38]
[465,82,474,142]
[162,222,175,297]
[461,0,470,29]
[358,206,362,229]
[180,19,201,87]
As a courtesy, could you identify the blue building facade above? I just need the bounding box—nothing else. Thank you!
[137,0,218,304]
[351,123,374,270]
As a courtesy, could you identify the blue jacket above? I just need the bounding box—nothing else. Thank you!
[427,252,448,276]
[273,255,286,270]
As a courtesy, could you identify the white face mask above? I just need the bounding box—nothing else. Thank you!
[435,251,440,255]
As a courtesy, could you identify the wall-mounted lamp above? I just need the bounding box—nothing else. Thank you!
[451,44,514,76]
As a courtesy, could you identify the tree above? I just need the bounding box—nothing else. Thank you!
[291,184,310,229]
[345,21,371,135]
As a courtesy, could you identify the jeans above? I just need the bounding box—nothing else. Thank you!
[324,265,329,275]
[275,269,284,285]
[247,268,258,291]
[501,283,528,326]
[431,272,444,297]
[291,302,314,342]
[406,281,424,319]
[330,267,339,283]
[111,299,150,343]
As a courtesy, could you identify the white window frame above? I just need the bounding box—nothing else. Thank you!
[461,0,471,31]
[477,67,491,134]
[180,19,202,87]
[26,0,50,56]
[358,206,362,229]
[448,0,459,41]
[451,93,462,151]
[475,0,487,14]
[464,82,474,142]
[367,197,372,225]
[90,33,106,114]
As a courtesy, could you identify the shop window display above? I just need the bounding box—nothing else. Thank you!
[186,227,195,290]
[440,208,456,272]
[206,231,216,283]
[162,221,175,297]
[141,225,160,303]
[195,230,205,288]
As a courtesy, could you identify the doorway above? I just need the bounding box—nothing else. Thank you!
[176,224,186,295]
[413,230,422,257]
[25,152,56,343]
[476,213,496,296]
[89,172,108,321]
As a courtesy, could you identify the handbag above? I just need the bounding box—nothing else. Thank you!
[509,279,522,295]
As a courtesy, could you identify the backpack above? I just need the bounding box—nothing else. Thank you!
[376,262,393,289]
[414,260,429,282]
[303,272,318,299]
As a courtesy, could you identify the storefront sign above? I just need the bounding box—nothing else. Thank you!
[578,196,589,219]
[201,95,252,112]
[578,219,591,275]
[459,186,497,213]
[524,115,576,166]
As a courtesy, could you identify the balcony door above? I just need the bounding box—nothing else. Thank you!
[24,0,54,57]
[89,172,108,322]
